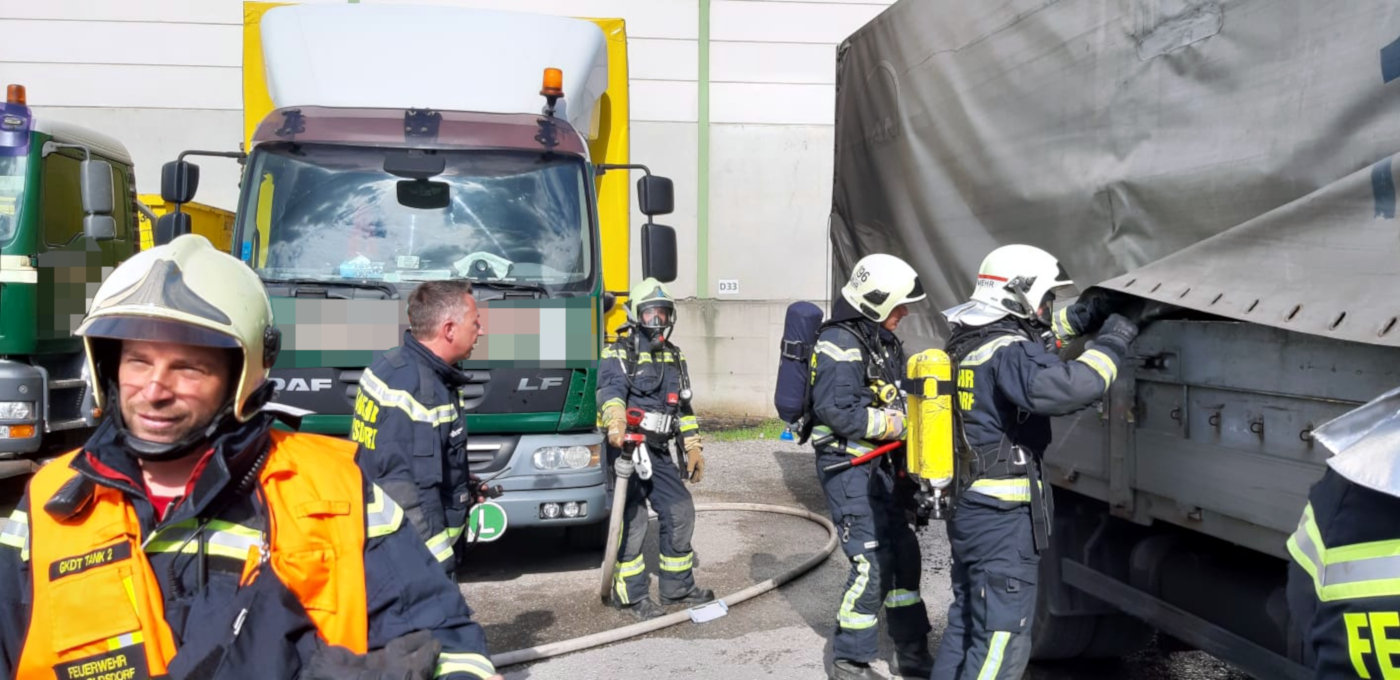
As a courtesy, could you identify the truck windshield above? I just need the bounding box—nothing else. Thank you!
[0,156,25,244]
[236,143,594,291]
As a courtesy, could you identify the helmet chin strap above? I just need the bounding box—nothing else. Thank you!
[115,405,229,462]
[110,381,276,463]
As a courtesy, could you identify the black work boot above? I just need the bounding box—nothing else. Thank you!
[830,658,884,680]
[613,596,666,621]
[893,643,934,678]
[660,586,716,606]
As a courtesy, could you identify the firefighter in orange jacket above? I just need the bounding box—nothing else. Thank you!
[0,235,502,679]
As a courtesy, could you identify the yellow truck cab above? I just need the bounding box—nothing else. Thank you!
[153,3,680,547]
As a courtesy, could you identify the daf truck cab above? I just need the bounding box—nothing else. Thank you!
[156,4,677,546]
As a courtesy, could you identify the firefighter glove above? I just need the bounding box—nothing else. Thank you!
[1072,289,1145,335]
[602,403,626,448]
[685,437,705,484]
[1091,313,1139,361]
[875,408,907,441]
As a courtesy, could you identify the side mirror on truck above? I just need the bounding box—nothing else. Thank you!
[154,151,244,246]
[156,160,200,246]
[79,159,115,241]
[154,212,190,246]
[637,175,674,216]
[641,223,677,283]
[161,160,200,204]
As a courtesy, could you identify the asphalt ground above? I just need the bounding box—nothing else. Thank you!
[459,437,1256,680]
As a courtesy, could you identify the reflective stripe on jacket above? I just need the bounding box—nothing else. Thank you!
[949,324,1120,455]
[17,430,369,677]
[354,329,472,567]
[809,319,907,456]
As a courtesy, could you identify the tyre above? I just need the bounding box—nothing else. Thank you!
[1030,581,1097,660]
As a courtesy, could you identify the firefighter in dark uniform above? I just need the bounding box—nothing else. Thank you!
[1286,385,1400,679]
[598,278,714,620]
[931,244,1138,680]
[0,235,500,679]
[812,254,934,680]
[353,279,482,574]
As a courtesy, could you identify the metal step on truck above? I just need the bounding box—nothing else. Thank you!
[831,1,1400,676]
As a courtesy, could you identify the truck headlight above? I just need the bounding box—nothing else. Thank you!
[0,401,35,421]
[532,445,599,471]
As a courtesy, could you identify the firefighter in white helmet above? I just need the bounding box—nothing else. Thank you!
[932,244,1136,680]
[0,235,501,679]
[811,253,934,680]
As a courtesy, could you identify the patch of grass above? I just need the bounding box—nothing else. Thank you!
[707,418,789,442]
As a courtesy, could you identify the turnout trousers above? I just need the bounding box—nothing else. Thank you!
[932,490,1038,680]
[610,445,698,604]
[816,449,932,663]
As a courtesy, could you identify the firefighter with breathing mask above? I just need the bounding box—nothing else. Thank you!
[932,244,1137,680]
[598,278,714,620]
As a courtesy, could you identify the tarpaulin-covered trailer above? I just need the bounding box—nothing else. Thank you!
[831,1,1400,676]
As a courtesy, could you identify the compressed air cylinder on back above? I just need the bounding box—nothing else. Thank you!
[906,349,955,518]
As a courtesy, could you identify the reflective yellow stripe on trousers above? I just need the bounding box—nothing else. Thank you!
[838,555,878,630]
[978,631,1012,680]
[660,552,694,573]
[614,554,647,604]
[884,588,922,608]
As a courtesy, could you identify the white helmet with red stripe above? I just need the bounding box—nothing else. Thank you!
[967,244,1074,325]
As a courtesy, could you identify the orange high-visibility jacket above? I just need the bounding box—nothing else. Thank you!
[16,430,367,678]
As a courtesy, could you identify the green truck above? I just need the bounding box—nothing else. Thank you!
[154,3,677,545]
[0,83,139,477]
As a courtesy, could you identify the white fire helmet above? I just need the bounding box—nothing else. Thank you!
[967,244,1075,325]
[840,253,927,323]
[75,234,279,423]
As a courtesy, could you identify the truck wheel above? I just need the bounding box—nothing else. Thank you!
[1030,583,1097,660]
[566,521,609,551]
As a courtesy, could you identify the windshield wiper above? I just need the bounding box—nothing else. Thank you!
[470,280,551,298]
[261,277,398,299]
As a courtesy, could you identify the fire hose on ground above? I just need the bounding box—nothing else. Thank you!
[489,496,838,668]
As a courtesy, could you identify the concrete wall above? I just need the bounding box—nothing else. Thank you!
[668,298,815,420]
[1,0,896,416]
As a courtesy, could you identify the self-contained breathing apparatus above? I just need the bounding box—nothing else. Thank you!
[622,392,690,481]
[616,324,697,479]
[943,320,1058,551]
[792,317,960,525]
[903,349,956,521]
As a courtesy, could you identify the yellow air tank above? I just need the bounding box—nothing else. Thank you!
[906,349,955,518]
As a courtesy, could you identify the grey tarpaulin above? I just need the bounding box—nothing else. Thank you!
[831,0,1400,349]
